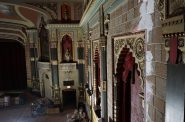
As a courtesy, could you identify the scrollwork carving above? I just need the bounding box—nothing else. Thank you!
[113,34,145,89]
[157,0,164,11]
[157,0,165,20]
[134,38,144,60]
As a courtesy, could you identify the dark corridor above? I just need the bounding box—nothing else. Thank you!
[0,39,27,91]
[62,90,76,108]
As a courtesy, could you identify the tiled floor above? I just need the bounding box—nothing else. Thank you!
[0,104,75,122]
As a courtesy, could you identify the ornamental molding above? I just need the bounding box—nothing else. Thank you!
[162,15,185,34]
[157,0,165,20]
[47,24,79,29]
[59,63,77,70]
[37,61,51,69]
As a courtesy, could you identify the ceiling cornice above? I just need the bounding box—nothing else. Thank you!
[79,0,106,28]
[104,0,126,14]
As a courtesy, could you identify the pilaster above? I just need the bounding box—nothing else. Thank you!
[27,29,40,91]
[49,30,61,104]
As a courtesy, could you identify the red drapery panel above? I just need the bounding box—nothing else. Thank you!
[170,37,178,64]
[122,52,135,82]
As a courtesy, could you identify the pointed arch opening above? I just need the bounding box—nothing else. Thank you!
[61,34,73,62]
[114,47,144,122]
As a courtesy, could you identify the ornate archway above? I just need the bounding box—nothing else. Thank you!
[113,33,145,122]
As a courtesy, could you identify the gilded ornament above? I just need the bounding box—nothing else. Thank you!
[134,38,144,60]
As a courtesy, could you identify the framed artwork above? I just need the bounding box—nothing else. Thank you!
[166,0,185,18]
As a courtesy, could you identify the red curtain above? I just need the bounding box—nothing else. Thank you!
[170,37,178,64]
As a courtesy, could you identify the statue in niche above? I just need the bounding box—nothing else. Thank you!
[61,35,73,62]
[39,16,49,61]
[65,48,71,62]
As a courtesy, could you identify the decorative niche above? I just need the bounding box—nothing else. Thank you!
[61,34,73,63]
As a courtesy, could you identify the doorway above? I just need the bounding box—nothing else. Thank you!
[113,33,145,122]
[62,89,76,109]
[0,39,27,91]
[115,48,144,122]
[116,48,131,122]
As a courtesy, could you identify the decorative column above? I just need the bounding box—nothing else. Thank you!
[100,37,107,121]
[27,29,40,92]
[49,28,61,105]
[99,4,107,121]
[77,41,85,85]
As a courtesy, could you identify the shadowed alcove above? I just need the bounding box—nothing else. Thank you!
[0,39,27,91]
